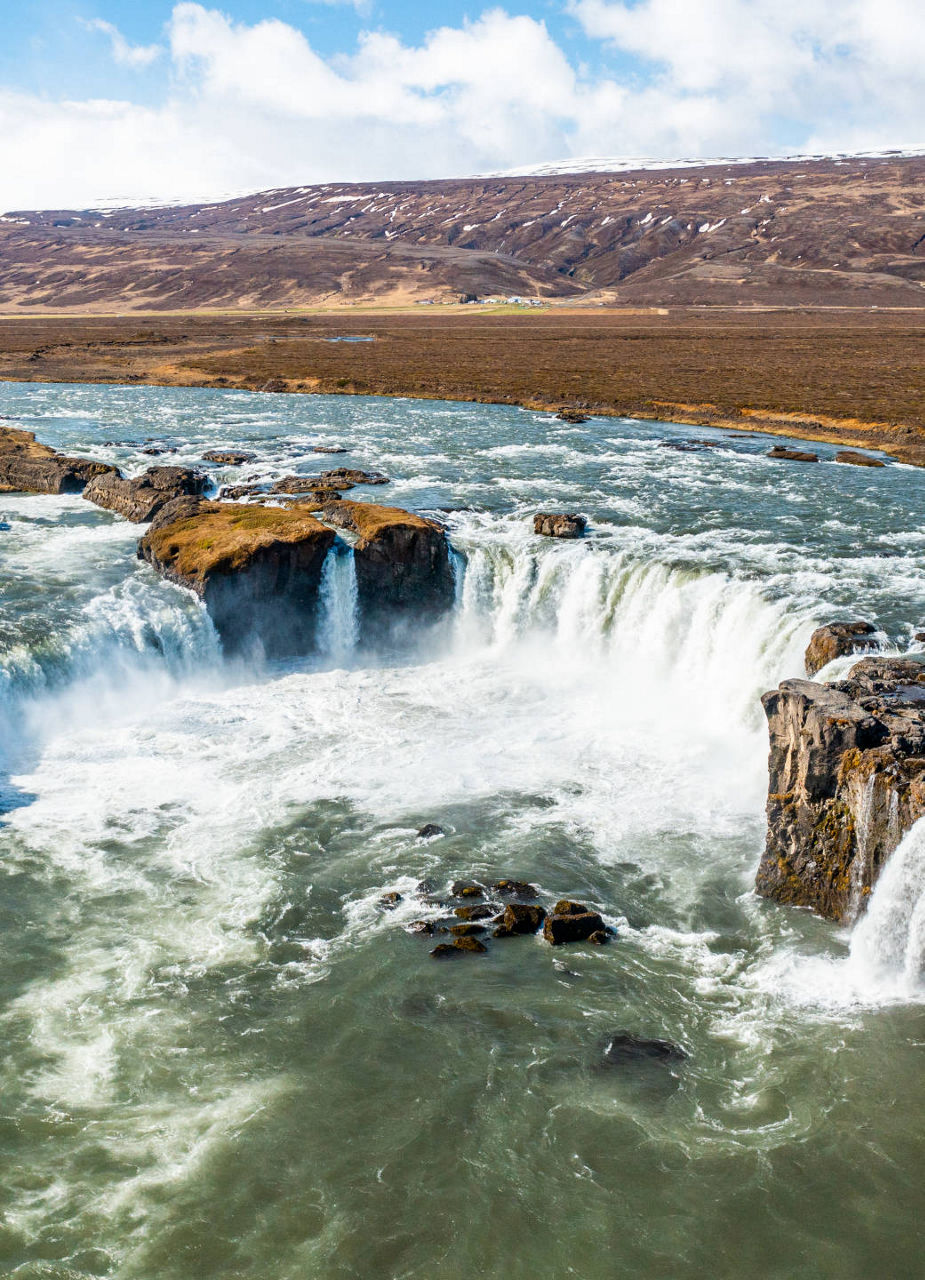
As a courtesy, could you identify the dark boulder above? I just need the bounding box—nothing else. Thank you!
[138,501,336,657]
[220,483,262,500]
[312,445,348,454]
[454,904,495,921]
[804,621,878,677]
[449,923,486,937]
[379,892,403,909]
[588,930,610,945]
[84,465,206,523]
[451,881,484,898]
[492,879,538,897]
[271,474,354,495]
[767,446,818,462]
[203,449,256,466]
[556,409,590,423]
[320,468,389,486]
[601,1033,688,1066]
[417,824,445,839]
[533,512,586,539]
[543,902,605,945]
[493,903,546,937]
[0,425,116,494]
[406,920,437,936]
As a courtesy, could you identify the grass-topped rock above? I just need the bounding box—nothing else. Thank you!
[138,501,335,657]
[0,425,115,494]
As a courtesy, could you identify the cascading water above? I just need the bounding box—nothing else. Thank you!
[3,382,925,1280]
[318,542,358,664]
[848,817,925,997]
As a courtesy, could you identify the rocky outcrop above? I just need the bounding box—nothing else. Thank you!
[84,465,206,523]
[271,475,352,495]
[533,513,586,539]
[319,500,455,639]
[0,425,115,494]
[756,657,925,922]
[805,621,878,676]
[138,502,335,657]
[767,446,818,462]
[202,449,256,466]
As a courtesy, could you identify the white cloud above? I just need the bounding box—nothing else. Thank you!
[84,18,163,69]
[0,1,922,211]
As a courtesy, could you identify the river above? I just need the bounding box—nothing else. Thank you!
[0,382,922,1278]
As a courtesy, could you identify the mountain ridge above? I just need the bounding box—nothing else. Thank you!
[2,153,923,312]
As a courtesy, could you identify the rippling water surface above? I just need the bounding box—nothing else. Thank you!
[1,383,923,1278]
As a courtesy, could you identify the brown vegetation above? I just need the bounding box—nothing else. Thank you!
[1,307,924,462]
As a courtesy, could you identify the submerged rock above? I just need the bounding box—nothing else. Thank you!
[84,465,206,523]
[379,892,403,909]
[449,922,486,937]
[804,621,878,677]
[0,425,115,494]
[318,500,455,639]
[533,512,586,539]
[766,446,818,462]
[601,1033,688,1067]
[835,450,886,468]
[756,657,925,921]
[430,937,488,957]
[556,409,590,423]
[138,501,336,657]
[417,823,445,839]
[312,445,348,455]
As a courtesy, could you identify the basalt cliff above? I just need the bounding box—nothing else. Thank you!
[757,657,925,922]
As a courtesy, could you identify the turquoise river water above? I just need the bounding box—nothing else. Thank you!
[0,383,922,1278]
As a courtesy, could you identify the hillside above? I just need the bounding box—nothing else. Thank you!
[1,154,924,311]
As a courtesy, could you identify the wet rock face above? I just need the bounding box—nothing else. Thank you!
[0,425,115,494]
[84,466,206,523]
[138,502,336,658]
[756,657,925,922]
[319,500,455,641]
[493,903,546,937]
[805,621,878,677]
[533,512,586,539]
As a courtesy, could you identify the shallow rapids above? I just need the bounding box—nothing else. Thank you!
[0,383,923,1279]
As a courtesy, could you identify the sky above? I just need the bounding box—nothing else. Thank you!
[1,0,923,211]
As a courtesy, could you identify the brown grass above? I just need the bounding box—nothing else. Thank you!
[1,308,924,462]
[147,502,332,580]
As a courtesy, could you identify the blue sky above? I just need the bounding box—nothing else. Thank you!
[1,0,922,210]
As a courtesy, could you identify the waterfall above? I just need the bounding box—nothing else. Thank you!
[319,543,358,664]
[848,817,925,996]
